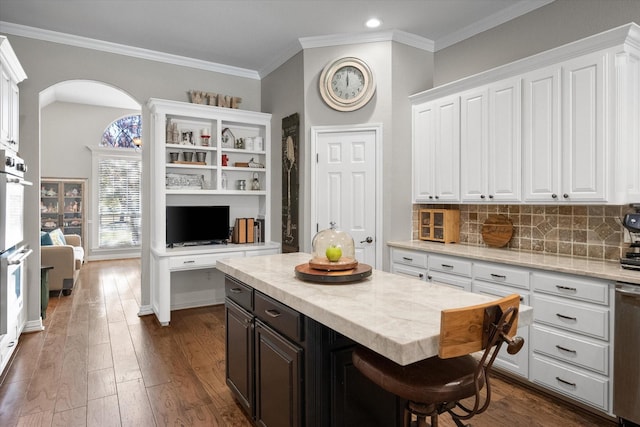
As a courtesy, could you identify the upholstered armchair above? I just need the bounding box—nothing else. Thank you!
[41,233,84,295]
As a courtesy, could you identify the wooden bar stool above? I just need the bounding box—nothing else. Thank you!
[353,294,524,427]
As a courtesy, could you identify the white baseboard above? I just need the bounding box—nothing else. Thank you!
[137,305,154,316]
[23,319,44,333]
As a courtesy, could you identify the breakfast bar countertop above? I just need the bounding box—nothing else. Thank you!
[216,252,532,366]
[388,240,638,285]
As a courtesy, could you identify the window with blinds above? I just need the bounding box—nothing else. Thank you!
[98,157,141,248]
[96,114,142,249]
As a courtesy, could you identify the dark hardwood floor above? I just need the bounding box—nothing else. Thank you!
[0,259,617,426]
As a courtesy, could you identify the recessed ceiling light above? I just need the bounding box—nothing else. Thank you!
[366,18,381,29]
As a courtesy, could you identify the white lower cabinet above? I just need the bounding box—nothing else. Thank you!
[472,261,530,379]
[530,271,612,413]
[388,246,615,415]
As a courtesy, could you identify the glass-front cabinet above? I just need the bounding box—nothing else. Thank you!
[40,178,87,251]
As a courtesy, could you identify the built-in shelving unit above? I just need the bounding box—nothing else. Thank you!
[146,98,280,325]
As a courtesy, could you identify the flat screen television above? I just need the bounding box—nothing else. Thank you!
[166,205,230,247]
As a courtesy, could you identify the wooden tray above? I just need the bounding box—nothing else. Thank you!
[481,214,513,247]
[308,257,358,271]
[295,263,372,283]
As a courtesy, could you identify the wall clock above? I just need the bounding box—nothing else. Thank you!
[319,57,376,112]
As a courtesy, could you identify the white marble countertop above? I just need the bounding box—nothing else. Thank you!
[216,252,533,366]
[388,240,638,285]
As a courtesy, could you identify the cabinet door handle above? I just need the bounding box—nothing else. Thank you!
[265,309,281,318]
[555,345,577,354]
[563,193,569,199]
[551,193,558,199]
[441,264,453,269]
[480,194,486,199]
[555,377,576,387]
[490,273,506,279]
[418,273,424,278]
[488,194,494,199]
[427,275,432,280]
[555,285,577,292]
[402,256,413,261]
[556,313,577,321]
[229,288,242,294]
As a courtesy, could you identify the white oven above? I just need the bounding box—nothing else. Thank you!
[0,246,31,337]
[0,149,31,253]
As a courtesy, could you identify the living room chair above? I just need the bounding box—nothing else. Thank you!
[352,294,524,427]
[41,232,84,295]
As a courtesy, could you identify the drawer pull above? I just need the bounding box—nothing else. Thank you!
[402,256,414,261]
[555,377,576,387]
[556,313,577,321]
[490,273,506,279]
[265,309,281,318]
[555,285,577,292]
[441,264,454,269]
[555,345,577,354]
[229,288,243,294]
[183,260,196,264]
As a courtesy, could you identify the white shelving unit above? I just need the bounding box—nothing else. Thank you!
[146,98,279,325]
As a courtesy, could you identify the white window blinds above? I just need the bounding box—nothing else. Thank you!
[98,157,141,248]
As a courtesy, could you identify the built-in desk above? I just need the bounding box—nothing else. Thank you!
[149,242,280,325]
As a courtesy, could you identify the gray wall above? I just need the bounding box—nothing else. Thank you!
[434,0,640,85]
[5,33,261,326]
[261,51,305,251]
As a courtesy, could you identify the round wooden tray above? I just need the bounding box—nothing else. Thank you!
[294,263,372,283]
[481,214,513,248]
[308,257,358,271]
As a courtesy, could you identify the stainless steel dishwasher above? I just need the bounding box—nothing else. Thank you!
[614,282,640,426]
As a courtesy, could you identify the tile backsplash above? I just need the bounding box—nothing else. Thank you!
[413,204,634,261]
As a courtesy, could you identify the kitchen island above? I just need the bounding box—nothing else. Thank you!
[217,252,532,427]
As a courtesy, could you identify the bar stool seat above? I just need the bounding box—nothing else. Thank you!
[353,294,524,427]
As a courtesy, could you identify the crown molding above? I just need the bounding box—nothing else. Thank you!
[258,39,304,79]
[0,21,261,80]
[299,30,435,52]
[435,0,556,51]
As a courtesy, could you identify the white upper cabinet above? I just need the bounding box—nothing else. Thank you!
[412,23,640,205]
[0,37,27,153]
[561,52,607,202]
[412,95,460,203]
[461,77,521,202]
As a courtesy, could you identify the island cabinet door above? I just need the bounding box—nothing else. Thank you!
[254,319,303,427]
[225,299,254,415]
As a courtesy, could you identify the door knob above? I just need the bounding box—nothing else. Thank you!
[360,237,373,244]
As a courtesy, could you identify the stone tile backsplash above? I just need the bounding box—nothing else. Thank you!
[412,204,634,261]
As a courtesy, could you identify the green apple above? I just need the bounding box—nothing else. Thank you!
[325,245,342,262]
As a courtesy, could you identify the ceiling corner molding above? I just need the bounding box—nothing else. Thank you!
[0,21,261,80]
[434,0,556,51]
[299,30,434,52]
[259,39,303,79]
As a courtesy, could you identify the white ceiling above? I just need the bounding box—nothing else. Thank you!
[0,0,554,78]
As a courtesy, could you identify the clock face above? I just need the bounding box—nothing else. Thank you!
[331,66,365,101]
[319,57,375,111]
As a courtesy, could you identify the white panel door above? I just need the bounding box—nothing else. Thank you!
[460,87,488,202]
[562,52,606,202]
[489,77,521,202]
[523,65,562,202]
[315,128,377,266]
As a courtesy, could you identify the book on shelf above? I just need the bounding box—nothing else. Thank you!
[232,218,257,244]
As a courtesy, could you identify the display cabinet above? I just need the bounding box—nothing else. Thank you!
[40,178,87,252]
[418,209,459,243]
[146,98,279,326]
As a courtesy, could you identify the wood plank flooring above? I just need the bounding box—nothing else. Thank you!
[0,259,617,426]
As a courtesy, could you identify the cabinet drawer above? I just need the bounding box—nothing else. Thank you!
[169,251,244,270]
[532,272,609,305]
[531,355,608,411]
[473,262,530,289]
[472,281,529,305]
[428,255,471,277]
[255,291,303,342]
[391,263,427,280]
[225,277,254,312]
[429,272,471,292]
[533,295,609,340]
[532,325,608,374]
[391,249,427,268]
